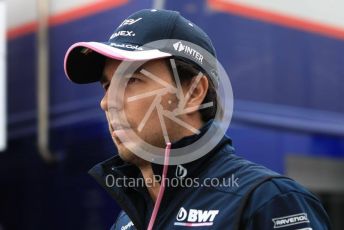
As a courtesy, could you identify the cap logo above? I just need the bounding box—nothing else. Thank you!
[173,41,203,64]
[118,17,142,28]
[110,30,136,39]
[109,43,143,51]
[173,41,186,52]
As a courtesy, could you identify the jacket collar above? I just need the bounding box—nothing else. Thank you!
[88,120,233,229]
[151,120,232,187]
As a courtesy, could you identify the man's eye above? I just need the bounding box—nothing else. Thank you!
[103,83,110,91]
[127,77,141,85]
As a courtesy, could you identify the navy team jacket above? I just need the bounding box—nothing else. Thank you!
[89,122,331,230]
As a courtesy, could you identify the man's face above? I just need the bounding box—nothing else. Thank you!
[100,58,183,163]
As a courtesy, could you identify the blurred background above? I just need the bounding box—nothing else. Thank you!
[1,0,344,229]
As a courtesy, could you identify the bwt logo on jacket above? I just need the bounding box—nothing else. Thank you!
[174,207,219,227]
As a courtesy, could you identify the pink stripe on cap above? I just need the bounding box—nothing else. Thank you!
[63,41,172,83]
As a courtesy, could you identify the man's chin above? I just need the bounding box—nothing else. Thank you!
[116,144,140,163]
[118,149,135,162]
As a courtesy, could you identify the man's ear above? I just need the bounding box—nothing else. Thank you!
[182,74,209,112]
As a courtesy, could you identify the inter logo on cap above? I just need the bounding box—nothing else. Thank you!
[173,41,204,64]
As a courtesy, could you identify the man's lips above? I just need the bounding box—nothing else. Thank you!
[111,125,131,143]
[110,121,128,131]
[112,129,127,137]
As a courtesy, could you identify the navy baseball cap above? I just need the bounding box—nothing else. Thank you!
[64,9,217,84]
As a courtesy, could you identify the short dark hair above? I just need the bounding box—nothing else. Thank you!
[166,58,220,123]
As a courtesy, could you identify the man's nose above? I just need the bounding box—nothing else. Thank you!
[100,92,108,111]
[100,90,123,112]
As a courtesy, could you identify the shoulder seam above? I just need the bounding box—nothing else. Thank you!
[270,178,320,202]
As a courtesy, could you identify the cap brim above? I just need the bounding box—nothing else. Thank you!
[64,42,172,84]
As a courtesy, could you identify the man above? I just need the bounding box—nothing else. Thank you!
[64,9,331,230]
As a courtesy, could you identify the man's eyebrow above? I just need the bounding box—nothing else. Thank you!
[135,66,144,74]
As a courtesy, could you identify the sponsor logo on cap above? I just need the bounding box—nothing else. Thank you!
[110,43,143,51]
[118,17,142,28]
[110,31,136,39]
[272,213,310,228]
[173,41,203,64]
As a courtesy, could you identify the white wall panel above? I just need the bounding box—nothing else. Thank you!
[7,0,100,29]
